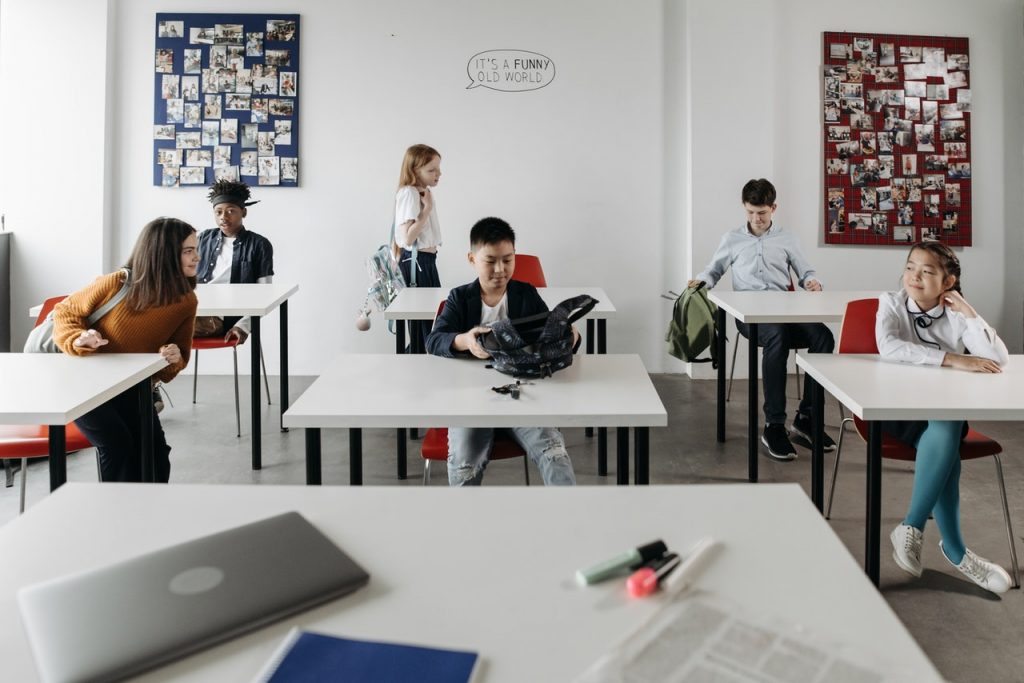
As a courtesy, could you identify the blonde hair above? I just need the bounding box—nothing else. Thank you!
[397,144,440,189]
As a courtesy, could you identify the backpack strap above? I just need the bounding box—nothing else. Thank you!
[87,268,131,325]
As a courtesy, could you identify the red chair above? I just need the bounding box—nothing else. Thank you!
[824,298,1019,587]
[0,295,93,514]
[511,254,547,287]
[420,301,530,485]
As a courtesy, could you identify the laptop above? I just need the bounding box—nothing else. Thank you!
[18,511,370,683]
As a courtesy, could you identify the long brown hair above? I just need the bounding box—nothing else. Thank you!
[123,217,197,311]
[908,241,962,294]
[397,144,440,188]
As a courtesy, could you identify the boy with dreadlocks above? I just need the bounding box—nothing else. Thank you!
[194,179,275,343]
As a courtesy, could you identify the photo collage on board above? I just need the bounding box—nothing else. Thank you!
[823,32,970,246]
[154,14,299,187]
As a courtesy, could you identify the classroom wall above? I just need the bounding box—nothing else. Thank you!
[0,0,113,346]
[2,0,1020,377]
[109,0,665,376]
[681,0,1024,379]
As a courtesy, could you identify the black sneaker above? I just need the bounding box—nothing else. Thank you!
[790,413,837,452]
[761,424,797,461]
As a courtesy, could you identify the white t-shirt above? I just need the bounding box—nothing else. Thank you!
[480,294,509,326]
[209,236,235,284]
[394,185,442,249]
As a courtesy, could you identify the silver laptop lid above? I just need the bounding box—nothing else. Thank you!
[18,511,370,683]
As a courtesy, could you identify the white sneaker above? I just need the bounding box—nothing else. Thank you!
[890,523,924,577]
[941,542,1012,595]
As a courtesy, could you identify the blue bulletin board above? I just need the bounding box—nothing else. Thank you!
[153,13,299,187]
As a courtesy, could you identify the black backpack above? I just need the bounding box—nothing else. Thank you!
[480,294,598,378]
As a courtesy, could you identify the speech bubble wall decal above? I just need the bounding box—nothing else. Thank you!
[466,49,556,92]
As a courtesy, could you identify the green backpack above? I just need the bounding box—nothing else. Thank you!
[665,284,719,367]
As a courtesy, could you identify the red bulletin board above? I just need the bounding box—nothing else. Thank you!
[823,32,971,246]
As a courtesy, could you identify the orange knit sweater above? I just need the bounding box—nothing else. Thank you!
[53,271,198,384]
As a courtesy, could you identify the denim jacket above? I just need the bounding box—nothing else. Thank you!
[197,227,274,285]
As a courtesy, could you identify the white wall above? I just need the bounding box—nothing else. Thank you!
[0,0,112,345]
[2,0,1020,378]
[110,0,664,376]
[681,0,1024,379]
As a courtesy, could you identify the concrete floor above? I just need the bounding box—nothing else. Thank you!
[3,373,1022,682]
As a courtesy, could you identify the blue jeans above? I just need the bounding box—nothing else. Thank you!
[447,427,576,486]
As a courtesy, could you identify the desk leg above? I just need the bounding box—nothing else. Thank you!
[305,428,321,485]
[397,428,407,480]
[138,379,155,483]
[716,308,726,442]
[395,321,407,479]
[810,376,824,512]
[585,320,595,440]
[410,330,420,440]
[634,427,649,485]
[747,322,759,483]
[48,424,67,491]
[597,319,608,474]
[280,300,289,432]
[251,315,262,470]
[866,421,882,586]
[350,428,363,486]
[616,427,629,485]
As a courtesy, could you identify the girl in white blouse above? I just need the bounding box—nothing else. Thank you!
[879,241,1012,594]
[394,144,443,349]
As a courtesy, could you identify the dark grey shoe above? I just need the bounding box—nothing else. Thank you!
[761,423,797,461]
[790,413,836,452]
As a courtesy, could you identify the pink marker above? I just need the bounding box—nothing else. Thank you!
[626,552,680,598]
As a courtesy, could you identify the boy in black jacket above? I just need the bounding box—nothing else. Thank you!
[426,217,577,486]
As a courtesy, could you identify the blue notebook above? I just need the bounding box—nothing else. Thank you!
[255,628,480,683]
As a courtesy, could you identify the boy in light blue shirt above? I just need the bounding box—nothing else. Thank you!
[690,179,835,460]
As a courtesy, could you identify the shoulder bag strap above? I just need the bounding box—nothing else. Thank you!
[86,268,131,325]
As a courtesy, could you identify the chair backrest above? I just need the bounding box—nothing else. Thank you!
[36,295,68,327]
[838,298,881,441]
[838,298,880,354]
[512,254,547,287]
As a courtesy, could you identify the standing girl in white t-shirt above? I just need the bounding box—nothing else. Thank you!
[394,143,442,349]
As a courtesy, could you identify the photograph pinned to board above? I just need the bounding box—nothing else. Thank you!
[822,31,971,246]
[153,12,299,187]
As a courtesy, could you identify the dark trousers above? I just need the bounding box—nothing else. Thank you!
[74,386,171,483]
[735,321,835,425]
[399,249,441,352]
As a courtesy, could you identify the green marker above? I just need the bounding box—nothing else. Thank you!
[575,540,668,586]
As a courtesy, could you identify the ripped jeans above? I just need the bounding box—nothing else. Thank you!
[447,427,577,486]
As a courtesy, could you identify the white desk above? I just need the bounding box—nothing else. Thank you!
[0,483,941,682]
[283,353,666,485]
[384,286,618,480]
[0,353,168,489]
[707,290,882,488]
[28,284,298,472]
[194,283,298,471]
[796,353,1024,585]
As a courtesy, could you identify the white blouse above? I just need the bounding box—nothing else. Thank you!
[394,185,442,250]
[875,290,1009,366]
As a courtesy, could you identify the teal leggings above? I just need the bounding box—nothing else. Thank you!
[904,420,965,564]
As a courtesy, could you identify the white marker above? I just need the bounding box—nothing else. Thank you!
[662,537,717,596]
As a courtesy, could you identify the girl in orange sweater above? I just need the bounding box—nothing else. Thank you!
[54,218,200,482]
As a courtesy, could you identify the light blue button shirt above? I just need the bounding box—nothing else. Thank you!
[695,223,822,291]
